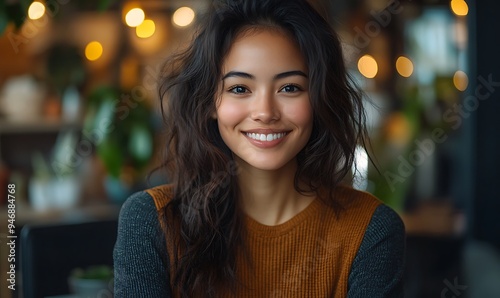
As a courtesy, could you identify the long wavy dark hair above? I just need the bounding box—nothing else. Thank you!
[158,0,368,296]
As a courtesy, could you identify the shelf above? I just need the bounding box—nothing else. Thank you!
[0,119,82,134]
[0,202,121,226]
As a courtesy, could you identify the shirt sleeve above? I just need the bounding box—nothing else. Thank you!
[347,204,406,298]
[113,191,172,297]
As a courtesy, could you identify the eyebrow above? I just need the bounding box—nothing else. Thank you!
[221,70,308,81]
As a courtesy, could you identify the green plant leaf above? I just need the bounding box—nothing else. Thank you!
[128,124,153,167]
[7,3,27,29]
[88,85,118,105]
[19,0,34,12]
[97,138,124,178]
[31,151,52,180]
[46,44,86,95]
[91,99,117,139]
[97,0,115,12]
[71,265,113,280]
[85,85,155,179]
[0,2,8,35]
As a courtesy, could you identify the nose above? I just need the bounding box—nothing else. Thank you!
[250,90,280,123]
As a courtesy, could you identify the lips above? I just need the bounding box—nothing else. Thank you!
[242,129,290,148]
[245,132,287,142]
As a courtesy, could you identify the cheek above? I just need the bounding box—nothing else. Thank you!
[216,99,247,127]
[282,99,313,128]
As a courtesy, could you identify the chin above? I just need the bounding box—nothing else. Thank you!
[239,157,294,172]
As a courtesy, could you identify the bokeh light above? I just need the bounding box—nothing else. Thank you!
[358,55,378,79]
[136,19,156,38]
[85,41,103,61]
[451,0,469,16]
[453,70,469,91]
[28,1,45,20]
[396,56,414,78]
[125,8,145,27]
[172,7,195,27]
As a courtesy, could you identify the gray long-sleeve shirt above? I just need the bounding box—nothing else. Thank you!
[113,191,405,297]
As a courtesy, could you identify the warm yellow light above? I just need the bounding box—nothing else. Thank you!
[125,8,145,27]
[172,7,195,27]
[451,0,468,16]
[28,1,45,20]
[396,56,414,78]
[453,70,469,91]
[358,55,378,79]
[136,19,156,38]
[85,41,103,61]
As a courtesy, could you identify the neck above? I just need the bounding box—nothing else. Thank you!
[236,158,315,226]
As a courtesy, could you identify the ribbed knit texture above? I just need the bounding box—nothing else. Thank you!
[114,186,405,297]
[146,185,381,297]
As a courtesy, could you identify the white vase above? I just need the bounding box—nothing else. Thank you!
[29,179,52,212]
[29,176,81,211]
[52,176,81,209]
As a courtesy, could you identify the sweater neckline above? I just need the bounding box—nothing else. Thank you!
[243,197,322,237]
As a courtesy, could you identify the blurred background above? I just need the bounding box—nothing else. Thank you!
[0,0,499,297]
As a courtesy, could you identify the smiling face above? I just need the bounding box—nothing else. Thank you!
[215,29,313,172]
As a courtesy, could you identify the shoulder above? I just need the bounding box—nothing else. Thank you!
[319,185,382,225]
[332,186,404,237]
[332,186,405,246]
[144,184,174,211]
[313,186,385,252]
[357,203,405,257]
[348,204,406,297]
[358,203,405,254]
[317,185,404,245]
[118,190,159,233]
[333,185,382,211]
[367,204,405,238]
[118,184,174,230]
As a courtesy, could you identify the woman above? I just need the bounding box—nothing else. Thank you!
[114,0,405,297]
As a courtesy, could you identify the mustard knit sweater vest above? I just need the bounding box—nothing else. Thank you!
[147,185,381,297]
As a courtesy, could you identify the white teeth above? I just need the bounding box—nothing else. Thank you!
[246,132,287,142]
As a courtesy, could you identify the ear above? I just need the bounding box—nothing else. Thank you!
[211,112,217,119]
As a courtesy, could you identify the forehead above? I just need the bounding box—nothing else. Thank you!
[221,28,307,74]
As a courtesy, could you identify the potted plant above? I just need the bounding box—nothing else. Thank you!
[84,85,155,203]
[69,265,114,297]
[30,132,82,211]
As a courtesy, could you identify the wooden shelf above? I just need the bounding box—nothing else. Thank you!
[0,202,120,226]
[0,119,82,134]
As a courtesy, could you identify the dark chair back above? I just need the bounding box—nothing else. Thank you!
[20,220,118,298]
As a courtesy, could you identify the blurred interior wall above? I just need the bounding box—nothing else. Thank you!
[468,0,500,250]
